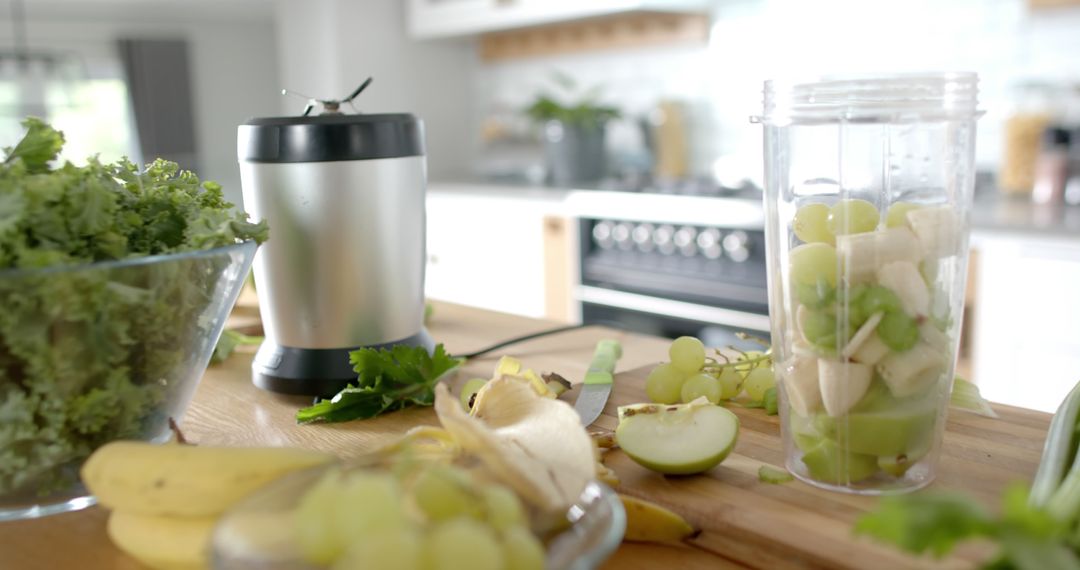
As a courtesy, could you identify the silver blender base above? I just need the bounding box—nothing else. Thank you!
[251,329,435,397]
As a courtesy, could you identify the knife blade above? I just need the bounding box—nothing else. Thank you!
[574,339,622,426]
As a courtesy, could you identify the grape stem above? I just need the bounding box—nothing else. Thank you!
[736,332,772,349]
[702,352,772,372]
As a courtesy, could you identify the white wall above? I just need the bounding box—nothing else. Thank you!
[475,0,1080,184]
[3,1,281,206]
[274,0,477,180]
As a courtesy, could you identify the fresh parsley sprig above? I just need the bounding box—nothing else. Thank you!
[295,344,463,424]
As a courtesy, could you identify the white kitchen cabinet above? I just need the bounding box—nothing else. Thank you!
[971,232,1080,412]
[407,0,709,39]
[425,184,570,319]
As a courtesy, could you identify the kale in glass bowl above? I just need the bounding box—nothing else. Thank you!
[0,119,268,520]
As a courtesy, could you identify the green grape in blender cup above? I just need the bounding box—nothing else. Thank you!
[885,201,922,228]
[876,311,920,352]
[793,203,834,244]
[795,279,835,309]
[789,242,838,287]
[827,199,879,236]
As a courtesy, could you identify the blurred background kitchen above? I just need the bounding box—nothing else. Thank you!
[2,0,1079,411]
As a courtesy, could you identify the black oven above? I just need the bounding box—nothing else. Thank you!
[572,192,771,348]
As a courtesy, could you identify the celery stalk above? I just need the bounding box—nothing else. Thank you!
[1032,381,1080,510]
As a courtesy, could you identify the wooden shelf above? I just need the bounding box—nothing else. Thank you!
[1029,0,1080,8]
[479,11,709,62]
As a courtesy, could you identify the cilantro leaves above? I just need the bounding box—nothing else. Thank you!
[856,485,1080,569]
[296,344,463,424]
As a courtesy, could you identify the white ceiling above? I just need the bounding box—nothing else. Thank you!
[4,0,276,23]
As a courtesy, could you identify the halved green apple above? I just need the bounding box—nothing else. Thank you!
[615,398,739,475]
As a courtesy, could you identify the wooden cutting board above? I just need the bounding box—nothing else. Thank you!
[589,365,1050,570]
[0,300,1051,570]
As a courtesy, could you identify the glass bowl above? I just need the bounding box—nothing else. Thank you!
[210,463,626,570]
[0,241,257,521]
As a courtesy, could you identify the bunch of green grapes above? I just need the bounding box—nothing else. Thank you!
[295,464,543,570]
[645,336,778,411]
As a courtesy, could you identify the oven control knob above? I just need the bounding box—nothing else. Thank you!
[632,223,655,252]
[612,222,634,250]
[697,228,723,260]
[673,226,698,256]
[723,230,751,262]
[592,220,614,249]
[653,224,676,255]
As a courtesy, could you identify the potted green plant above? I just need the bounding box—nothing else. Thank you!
[525,73,620,187]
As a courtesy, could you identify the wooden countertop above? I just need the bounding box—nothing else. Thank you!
[0,301,1052,570]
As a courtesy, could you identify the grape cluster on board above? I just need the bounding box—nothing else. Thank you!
[296,464,543,570]
[645,336,777,412]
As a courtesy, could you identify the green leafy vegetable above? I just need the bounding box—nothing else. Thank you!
[2,117,64,174]
[211,329,264,365]
[856,485,1080,569]
[296,344,463,424]
[0,119,268,496]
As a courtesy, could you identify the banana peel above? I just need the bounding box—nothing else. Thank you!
[107,510,216,570]
[435,378,595,513]
[620,494,699,543]
[82,442,333,517]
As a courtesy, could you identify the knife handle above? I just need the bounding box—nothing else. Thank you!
[584,339,621,385]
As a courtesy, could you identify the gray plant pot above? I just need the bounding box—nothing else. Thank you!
[542,120,607,187]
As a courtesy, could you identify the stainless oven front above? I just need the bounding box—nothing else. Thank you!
[568,191,770,348]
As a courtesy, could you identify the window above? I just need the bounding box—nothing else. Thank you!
[0,59,140,165]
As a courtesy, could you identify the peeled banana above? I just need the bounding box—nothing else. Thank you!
[817,359,872,417]
[876,261,930,317]
[906,205,958,259]
[836,227,921,282]
[876,343,946,398]
[620,494,698,543]
[107,510,216,570]
[82,441,333,517]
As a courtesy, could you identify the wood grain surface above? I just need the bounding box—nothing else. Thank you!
[0,301,1052,570]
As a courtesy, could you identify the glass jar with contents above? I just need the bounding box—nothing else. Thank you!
[1000,82,1057,195]
[754,73,981,494]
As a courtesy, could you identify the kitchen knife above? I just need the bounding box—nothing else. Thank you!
[574,339,622,426]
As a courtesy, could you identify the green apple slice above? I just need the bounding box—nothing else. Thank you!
[800,439,878,485]
[788,407,826,452]
[813,388,938,456]
[615,398,739,475]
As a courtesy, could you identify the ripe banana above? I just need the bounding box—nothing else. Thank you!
[82,441,333,517]
[107,510,215,570]
[619,494,698,543]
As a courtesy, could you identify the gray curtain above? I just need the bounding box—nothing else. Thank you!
[117,38,198,170]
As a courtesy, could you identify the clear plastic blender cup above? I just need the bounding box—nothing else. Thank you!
[755,73,982,494]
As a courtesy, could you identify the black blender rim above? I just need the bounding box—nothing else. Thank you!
[238,113,425,163]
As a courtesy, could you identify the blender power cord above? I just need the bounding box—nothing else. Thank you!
[456,320,626,360]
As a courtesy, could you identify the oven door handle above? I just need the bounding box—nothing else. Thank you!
[576,286,771,333]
